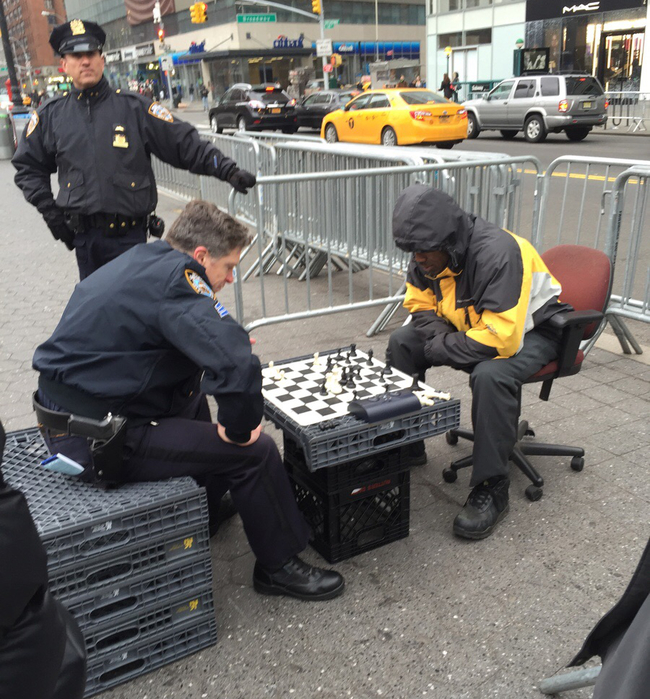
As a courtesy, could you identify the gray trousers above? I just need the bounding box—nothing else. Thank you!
[387,323,561,485]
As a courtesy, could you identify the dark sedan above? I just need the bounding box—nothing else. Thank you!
[295,89,360,130]
[209,83,297,133]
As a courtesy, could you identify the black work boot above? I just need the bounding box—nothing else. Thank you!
[405,440,427,467]
[453,477,510,540]
[209,492,238,538]
[253,556,345,601]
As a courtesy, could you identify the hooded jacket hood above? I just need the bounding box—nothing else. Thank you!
[392,185,474,271]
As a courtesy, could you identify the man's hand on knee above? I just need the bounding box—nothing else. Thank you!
[217,423,262,446]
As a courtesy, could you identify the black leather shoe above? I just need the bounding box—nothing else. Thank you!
[453,477,510,540]
[253,556,345,601]
[209,492,238,538]
[406,441,428,467]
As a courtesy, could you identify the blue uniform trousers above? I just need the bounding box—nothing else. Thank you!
[73,225,148,280]
[40,393,310,570]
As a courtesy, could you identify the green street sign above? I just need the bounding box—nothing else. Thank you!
[237,13,277,23]
[324,19,340,28]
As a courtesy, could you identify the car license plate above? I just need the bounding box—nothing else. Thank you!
[582,101,592,109]
[439,115,449,122]
[270,108,281,114]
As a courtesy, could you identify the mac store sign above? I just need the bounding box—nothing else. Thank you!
[526,0,645,22]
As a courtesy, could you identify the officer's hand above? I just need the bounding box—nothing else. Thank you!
[228,168,257,195]
[48,222,75,251]
[217,422,262,447]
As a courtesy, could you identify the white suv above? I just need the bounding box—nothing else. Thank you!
[464,74,608,143]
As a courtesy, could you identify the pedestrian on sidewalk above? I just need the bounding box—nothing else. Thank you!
[12,18,257,281]
[201,84,209,111]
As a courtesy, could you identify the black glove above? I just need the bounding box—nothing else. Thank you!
[227,168,257,195]
[48,222,75,251]
[40,206,75,251]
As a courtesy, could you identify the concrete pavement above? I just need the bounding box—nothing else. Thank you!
[1,157,649,699]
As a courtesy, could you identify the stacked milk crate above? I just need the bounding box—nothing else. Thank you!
[3,428,217,696]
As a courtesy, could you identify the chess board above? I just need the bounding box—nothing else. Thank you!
[262,348,439,427]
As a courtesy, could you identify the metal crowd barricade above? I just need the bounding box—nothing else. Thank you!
[533,156,650,354]
[604,92,650,133]
[228,157,541,335]
[602,165,650,353]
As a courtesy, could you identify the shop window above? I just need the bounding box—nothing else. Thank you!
[465,28,491,45]
[438,32,463,49]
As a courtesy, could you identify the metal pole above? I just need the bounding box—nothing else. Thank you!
[0,6,26,111]
[375,0,379,61]
[319,5,328,89]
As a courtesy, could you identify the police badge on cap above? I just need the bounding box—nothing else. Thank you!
[49,19,106,56]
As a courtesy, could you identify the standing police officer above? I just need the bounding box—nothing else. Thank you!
[12,19,256,280]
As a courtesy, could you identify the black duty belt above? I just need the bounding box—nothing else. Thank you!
[65,212,148,237]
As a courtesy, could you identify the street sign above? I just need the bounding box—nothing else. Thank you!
[237,13,276,23]
[160,56,173,72]
[316,38,333,57]
[323,64,333,73]
[324,19,339,28]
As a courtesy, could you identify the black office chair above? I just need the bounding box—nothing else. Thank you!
[443,244,613,501]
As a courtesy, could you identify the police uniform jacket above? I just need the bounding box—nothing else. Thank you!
[393,185,570,370]
[12,76,236,221]
[33,241,262,444]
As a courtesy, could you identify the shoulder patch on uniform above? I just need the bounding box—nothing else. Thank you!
[26,111,39,137]
[214,300,229,318]
[148,102,174,123]
[185,269,214,299]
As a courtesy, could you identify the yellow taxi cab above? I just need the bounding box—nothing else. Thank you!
[320,88,467,148]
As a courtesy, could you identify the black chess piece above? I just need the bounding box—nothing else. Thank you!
[366,349,374,365]
[346,374,355,389]
[353,390,359,400]
[320,379,328,396]
[384,361,392,375]
[350,343,357,356]
[410,374,420,390]
[326,356,333,371]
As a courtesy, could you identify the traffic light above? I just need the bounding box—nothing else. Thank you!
[311,0,321,14]
[158,27,165,43]
[331,53,342,67]
[191,2,207,23]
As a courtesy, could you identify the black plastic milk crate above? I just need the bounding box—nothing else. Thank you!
[288,465,410,563]
[49,524,210,604]
[284,435,408,493]
[2,429,208,571]
[82,586,214,659]
[84,611,217,697]
[63,554,213,631]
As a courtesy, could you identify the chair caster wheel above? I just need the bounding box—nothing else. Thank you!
[525,428,535,438]
[442,467,457,483]
[446,431,459,446]
[525,485,543,501]
[571,456,585,472]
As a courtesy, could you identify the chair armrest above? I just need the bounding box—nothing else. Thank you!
[550,309,604,377]
[548,309,604,329]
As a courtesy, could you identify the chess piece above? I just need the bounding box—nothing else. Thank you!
[320,379,328,396]
[350,343,357,357]
[366,349,374,366]
[346,374,355,389]
[410,374,420,390]
[384,361,392,375]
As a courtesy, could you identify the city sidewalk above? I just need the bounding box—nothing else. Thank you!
[1,158,649,699]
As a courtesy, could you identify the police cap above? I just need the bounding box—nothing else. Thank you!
[49,19,106,56]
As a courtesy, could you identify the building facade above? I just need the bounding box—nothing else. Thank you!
[3,0,67,96]
[427,0,649,94]
[62,0,426,101]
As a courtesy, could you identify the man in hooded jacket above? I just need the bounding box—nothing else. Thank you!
[386,185,570,539]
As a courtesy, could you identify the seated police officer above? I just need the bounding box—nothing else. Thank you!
[33,200,344,601]
[12,19,256,281]
[387,185,569,540]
